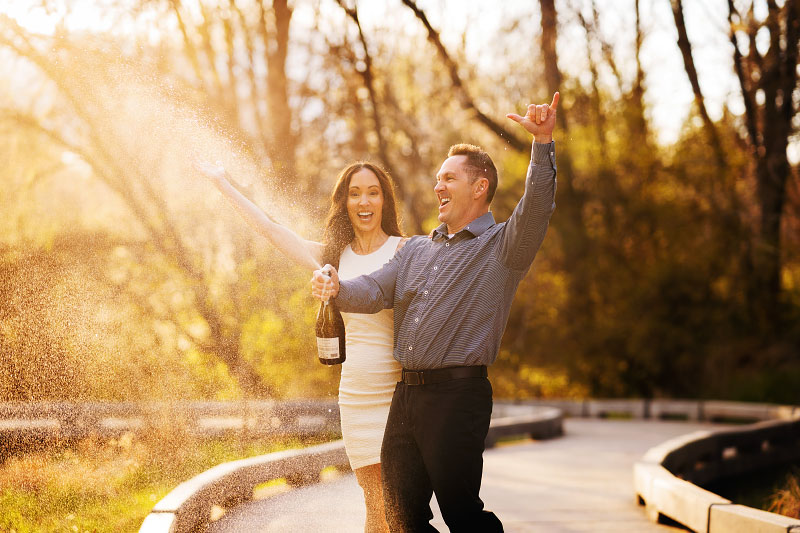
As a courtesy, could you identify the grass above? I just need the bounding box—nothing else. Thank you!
[767,469,800,519]
[705,462,800,519]
[0,430,333,533]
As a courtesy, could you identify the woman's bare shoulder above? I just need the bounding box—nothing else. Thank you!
[396,234,433,253]
[395,236,411,252]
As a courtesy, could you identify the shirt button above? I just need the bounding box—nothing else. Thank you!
[423,290,428,295]
[445,243,450,247]
[408,345,413,351]
[433,266,438,271]
[414,317,419,323]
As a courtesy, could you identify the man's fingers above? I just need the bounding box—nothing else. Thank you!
[536,104,546,124]
[508,94,560,127]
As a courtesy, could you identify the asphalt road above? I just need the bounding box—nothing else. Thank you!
[208,418,722,532]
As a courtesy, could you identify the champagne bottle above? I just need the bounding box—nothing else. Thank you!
[315,271,346,365]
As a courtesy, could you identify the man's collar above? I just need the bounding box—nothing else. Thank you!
[432,212,496,240]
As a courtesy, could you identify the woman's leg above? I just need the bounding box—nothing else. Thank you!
[354,463,390,533]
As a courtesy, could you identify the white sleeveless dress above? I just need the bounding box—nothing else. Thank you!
[337,236,403,469]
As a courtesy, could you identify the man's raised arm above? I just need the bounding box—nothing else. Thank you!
[498,92,559,271]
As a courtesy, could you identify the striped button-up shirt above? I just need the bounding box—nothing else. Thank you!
[336,141,557,369]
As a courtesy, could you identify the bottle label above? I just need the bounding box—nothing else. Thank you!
[316,337,340,359]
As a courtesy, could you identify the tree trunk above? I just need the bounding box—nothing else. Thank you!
[538,0,596,364]
[262,0,297,183]
[539,0,566,132]
[727,0,799,331]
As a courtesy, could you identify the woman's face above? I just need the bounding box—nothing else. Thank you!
[346,168,384,235]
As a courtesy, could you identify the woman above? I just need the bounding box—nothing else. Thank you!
[194,159,405,533]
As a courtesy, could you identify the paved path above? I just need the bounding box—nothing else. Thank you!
[209,418,722,532]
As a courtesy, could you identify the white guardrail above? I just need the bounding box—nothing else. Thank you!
[524,399,800,531]
[0,400,344,463]
[137,401,564,533]
[4,399,798,532]
[632,403,800,533]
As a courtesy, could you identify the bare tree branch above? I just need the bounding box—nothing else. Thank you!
[589,0,622,93]
[671,0,726,169]
[335,0,427,234]
[400,0,529,152]
[574,7,606,150]
[230,0,270,147]
[169,0,206,91]
[0,18,272,396]
[727,0,760,150]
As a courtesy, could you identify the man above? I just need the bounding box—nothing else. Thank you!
[312,93,559,532]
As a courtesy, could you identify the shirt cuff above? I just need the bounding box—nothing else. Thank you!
[531,140,556,167]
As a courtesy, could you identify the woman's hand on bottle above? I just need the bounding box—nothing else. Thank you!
[312,265,340,301]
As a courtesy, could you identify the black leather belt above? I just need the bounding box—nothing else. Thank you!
[401,365,487,386]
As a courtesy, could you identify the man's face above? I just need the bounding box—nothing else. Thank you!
[434,155,483,232]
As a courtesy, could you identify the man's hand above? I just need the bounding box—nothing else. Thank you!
[311,265,340,301]
[506,92,559,144]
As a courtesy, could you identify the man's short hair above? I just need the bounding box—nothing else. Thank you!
[447,143,498,204]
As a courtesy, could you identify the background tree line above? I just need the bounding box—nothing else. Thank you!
[0,0,797,403]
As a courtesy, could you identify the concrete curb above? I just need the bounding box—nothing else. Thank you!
[634,409,800,532]
[486,403,563,447]
[139,440,349,533]
[139,402,562,532]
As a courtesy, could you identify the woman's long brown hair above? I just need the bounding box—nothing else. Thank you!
[321,162,404,269]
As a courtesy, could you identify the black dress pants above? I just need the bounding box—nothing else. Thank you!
[380,376,503,533]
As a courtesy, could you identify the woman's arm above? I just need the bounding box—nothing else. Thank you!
[193,159,323,271]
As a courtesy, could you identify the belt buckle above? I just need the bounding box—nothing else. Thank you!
[404,371,422,386]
